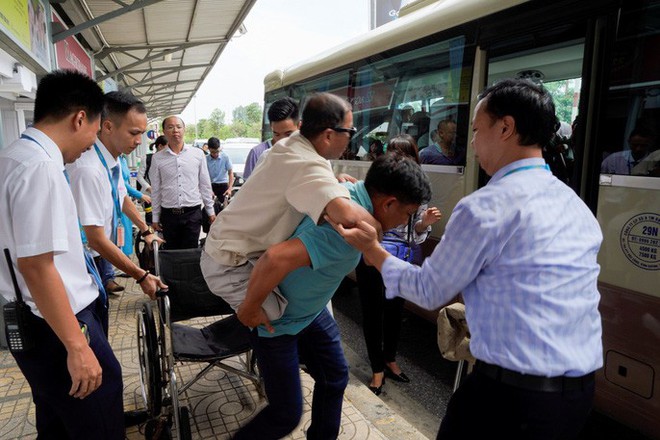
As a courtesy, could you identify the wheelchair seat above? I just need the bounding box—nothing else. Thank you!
[171,314,251,361]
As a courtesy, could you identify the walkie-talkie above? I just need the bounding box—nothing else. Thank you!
[3,249,35,352]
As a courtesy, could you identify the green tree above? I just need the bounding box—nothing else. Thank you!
[206,108,226,136]
[233,102,262,125]
[544,80,575,125]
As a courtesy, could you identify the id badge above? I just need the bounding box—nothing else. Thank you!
[116,224,125,247]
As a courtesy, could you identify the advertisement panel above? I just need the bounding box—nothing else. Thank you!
[0,0,50,71]
[51,9,93,77]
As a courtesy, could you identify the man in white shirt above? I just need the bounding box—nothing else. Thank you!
[149,116,215,249]
[0,70,124,438]
[66,92,166,299]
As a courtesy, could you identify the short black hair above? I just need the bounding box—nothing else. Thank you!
[300,93,351,139]
[207,137,220,149]
[629,126,655,140]
[365,155,431,205]
[479,79,558,147]
[33,70,104,124]
[268,97,299,123]
[102,91,147,124]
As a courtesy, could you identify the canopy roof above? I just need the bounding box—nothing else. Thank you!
[54,0,257,119]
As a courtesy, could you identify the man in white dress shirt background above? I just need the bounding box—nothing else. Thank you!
[149,116,215,249]
[66,91,165,300]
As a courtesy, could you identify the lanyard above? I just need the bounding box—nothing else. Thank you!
[20,135,107,303]
[20,134,50,158]
[502,164,550,177]
[93,145,123,229]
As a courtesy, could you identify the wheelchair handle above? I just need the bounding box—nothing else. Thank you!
[156,288,168,298]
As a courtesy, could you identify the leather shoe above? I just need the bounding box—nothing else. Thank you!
[368,377,385,396]
[385,367,411,383]
[368,384,383,396]
[105,280,125,293]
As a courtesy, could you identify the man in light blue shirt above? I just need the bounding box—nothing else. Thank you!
[332,79,603,439]
[600,127,653,175]
[206,137,234,198]
[235,155,431,440]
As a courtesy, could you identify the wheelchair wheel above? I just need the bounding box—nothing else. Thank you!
[169,371,192,440]
[137,302,163,417]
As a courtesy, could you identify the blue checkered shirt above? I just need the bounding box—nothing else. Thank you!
[382,158,603,377]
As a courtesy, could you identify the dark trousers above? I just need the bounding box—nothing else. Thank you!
[160,206,202,250]
[211,182,229,199]
[234,309,349,440]
[355,258,405,374]
[12,299,124,439]
[437,368,595,439]
[94,256,115,288]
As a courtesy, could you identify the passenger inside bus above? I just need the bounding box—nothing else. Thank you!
[600,127,655,175]
[420,119,464,165]
[362,138,385,161]
[406,111,431,149]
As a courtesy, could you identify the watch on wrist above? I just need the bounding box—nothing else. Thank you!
[141,226,155,237]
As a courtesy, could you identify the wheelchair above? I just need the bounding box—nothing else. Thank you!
[136,242,262,439]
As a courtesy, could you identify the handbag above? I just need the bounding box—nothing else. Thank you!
[380,217,422,265]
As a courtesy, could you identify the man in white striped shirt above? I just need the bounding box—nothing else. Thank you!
[331,79,603,440]
[149,116,215,249]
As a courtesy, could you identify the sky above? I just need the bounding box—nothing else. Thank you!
[179,0,370,125]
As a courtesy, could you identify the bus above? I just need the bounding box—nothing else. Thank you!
[262,0,660,437]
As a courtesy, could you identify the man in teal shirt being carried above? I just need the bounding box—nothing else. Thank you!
[235,155,432,439]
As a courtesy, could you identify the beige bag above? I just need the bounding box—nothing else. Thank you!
[437,302,475,363]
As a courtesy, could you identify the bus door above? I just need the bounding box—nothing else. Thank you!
[479,2,660,436]
[590,2,660,437]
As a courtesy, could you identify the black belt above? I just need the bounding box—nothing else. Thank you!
[474,360,595,393]
[162,205,201,215]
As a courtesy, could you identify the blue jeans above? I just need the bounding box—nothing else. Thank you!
[234,308,349,440]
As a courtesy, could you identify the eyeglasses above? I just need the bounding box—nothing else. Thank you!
[330,126,358,139]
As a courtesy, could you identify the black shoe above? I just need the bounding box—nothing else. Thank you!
[385,366,411,383]
[368,384,383,396]
[368,377,385,396]
[124,409,149,427]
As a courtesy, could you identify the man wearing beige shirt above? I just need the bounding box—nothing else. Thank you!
[202,93,378,318]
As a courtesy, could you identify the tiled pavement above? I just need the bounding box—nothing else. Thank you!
[0,274,428,439]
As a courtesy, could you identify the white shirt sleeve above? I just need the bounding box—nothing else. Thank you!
[150,153,162,223]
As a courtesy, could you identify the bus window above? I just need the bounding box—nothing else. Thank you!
[289,69,352,115]
[353,36,473,164]
[597,2,660,178]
